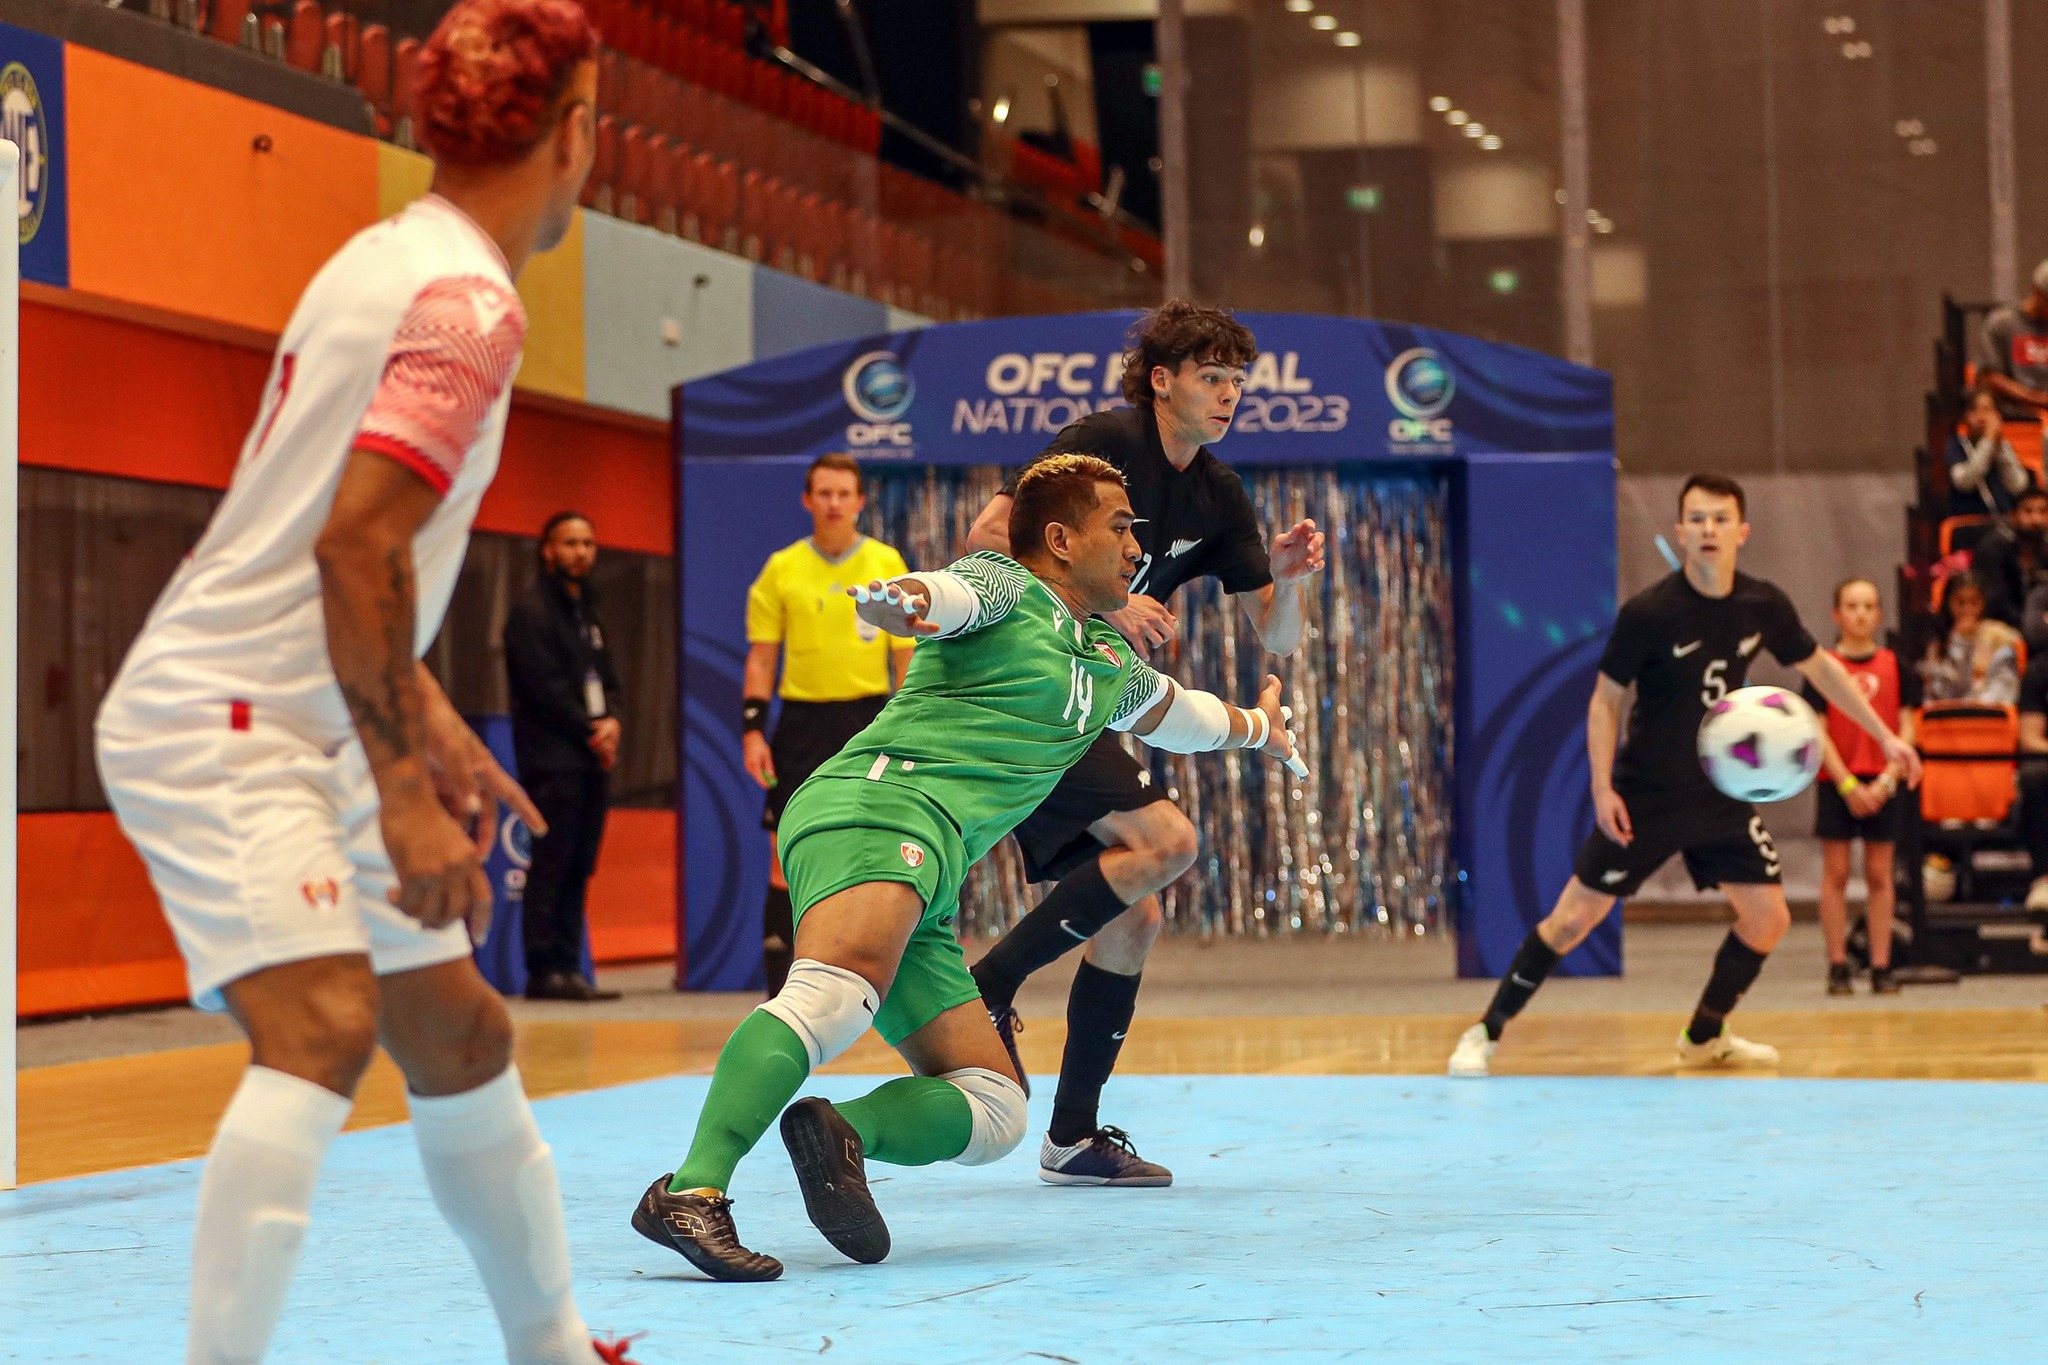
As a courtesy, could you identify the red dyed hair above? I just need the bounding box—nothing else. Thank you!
[415,0,598,167]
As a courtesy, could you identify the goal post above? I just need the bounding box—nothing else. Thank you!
[1,138,20,1192]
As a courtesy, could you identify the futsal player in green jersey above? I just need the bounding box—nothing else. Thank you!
[632,454,1303,1281]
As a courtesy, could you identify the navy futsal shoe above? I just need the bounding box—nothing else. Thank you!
[1038,1125,1173,1187]
[781,1097,891,1264]
[630,1178,783,1282]
[990,1005,1030,1098]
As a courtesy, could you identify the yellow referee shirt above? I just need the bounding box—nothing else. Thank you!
[746,537,915,701]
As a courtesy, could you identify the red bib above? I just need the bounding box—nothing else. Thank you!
[1826,648,1901,778]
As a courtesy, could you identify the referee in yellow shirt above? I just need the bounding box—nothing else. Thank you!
[742,452,915,994]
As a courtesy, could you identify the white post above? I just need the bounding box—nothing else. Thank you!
[0,138,19,1193]
[1557,0,1593,366]
[1986,0,2017,301]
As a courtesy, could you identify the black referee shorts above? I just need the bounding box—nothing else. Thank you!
[1813,780,1901,844]
[1011,729,1175,884]
[762,696,889,830]
[1572,784,1781,899]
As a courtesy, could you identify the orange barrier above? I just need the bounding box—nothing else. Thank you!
[16,809,678,1019]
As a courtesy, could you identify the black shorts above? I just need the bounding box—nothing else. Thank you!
[762,696,889,830]
[1572,784,1781,899]
[1813,780,1901,844]
[1010,730,1174,883]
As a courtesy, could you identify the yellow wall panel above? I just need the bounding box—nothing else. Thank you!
[375,141,433,218]
[64,47,378,334]
[510,208,587,401]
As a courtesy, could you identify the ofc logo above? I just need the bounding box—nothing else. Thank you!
[843,350,915,447]
[499,812,534,899]
[0,63,49,245]
[1384,347,1454,447]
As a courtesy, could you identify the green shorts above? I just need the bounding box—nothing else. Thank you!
[777,776,983,1046]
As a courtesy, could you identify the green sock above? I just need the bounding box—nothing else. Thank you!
[668,1010,811,1193]
[834,1075,975,1167]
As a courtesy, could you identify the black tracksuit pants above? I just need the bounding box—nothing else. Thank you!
[522,766,610,978]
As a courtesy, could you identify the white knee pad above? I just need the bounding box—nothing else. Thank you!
[757,959,881,1068]
[942,1067,1028,1167]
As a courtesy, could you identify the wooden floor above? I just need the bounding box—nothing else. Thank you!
[18,1006,2048,1186]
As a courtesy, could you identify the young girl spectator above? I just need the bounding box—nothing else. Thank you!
[1804,580,1918,994]
[1920,572,2022,703]
[1947,386,2035,517]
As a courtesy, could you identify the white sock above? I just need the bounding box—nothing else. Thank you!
[409,1066,594,1365]
[186,1066,352,1365]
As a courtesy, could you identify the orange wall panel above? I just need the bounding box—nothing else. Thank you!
[490,403,673,554]
[585,809,679,963]
[64,46,380,336]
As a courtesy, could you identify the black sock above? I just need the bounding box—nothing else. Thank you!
[1686,931,1769,1043]
[1049,960,1141,1146]
[762,884,794,998]
[971,858,1131,1014]
[1480,929,1561,1040]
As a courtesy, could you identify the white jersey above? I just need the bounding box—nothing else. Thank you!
[101,195,527,748]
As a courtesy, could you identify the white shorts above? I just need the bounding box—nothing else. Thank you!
[96,709,472,1012]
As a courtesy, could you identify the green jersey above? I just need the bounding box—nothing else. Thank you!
[783,551,1167,868]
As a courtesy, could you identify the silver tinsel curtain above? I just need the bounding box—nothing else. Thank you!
[862,466,1454,939]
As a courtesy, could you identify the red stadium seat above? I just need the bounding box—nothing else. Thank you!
[738,169,770,261]
[595,45,622,115]
[710,0,744,45]
[706,156,740,253]
[323,11,359,82]
[2006,418,2045,488]
[1939,514,1994,559]
[356,24,391,128]
[679,0,707,28]
[619,123,651,223]
[585,112,619,211]
[285,0,323,73]
[208,0,250,46]
[393,36,422,142]
[649,135,681,234]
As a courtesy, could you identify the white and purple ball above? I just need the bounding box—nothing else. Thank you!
[1696,685,1824,803]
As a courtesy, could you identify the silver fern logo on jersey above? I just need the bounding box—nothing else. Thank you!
[0,62,49,245]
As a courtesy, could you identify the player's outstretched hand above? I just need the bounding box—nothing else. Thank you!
[1882,733,1924,788]
[849,578,942,637]
[1103,593,1179,652]
[1270,519,1327,584]
[1594,788,1633,846]
[743,731,777,789]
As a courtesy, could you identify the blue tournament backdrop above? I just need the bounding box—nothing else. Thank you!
[676,313,1616,991]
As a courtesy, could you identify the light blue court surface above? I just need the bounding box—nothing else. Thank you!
[5,1074,2045,1363]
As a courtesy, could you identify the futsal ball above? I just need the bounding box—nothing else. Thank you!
[1696,685,1823,803]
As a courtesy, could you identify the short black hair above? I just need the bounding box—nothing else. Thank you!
[537,509,591,567]
[1678,473,1746,520]
[1120,300,1258,406]
[1008,454,1127,564]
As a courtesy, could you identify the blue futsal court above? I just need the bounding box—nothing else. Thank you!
[4,1073,2042,1363]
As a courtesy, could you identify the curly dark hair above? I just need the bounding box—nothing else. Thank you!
[1118,301,1258,406]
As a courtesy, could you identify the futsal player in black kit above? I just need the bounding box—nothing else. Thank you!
[963,302,1326,1184]
[1447,475,1921,1077]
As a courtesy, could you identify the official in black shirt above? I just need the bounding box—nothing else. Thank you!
[503,511,624,1002]
[1447,475,1920,1078]
[961,302,1327,1186]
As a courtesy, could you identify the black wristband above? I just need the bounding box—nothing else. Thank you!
[742,699,770,733]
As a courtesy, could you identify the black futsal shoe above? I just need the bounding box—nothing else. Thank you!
[630,1178,782,1282]
[1037,1125,1173,1187]
[1870,965,1899,995]
[1827,962,1853,996]
[780,1097,891,1265]
[525,971,622,1002]
[989,1005,1030,1098]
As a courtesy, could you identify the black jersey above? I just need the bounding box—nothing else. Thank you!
[1598,571,1818,795]
[1002,406,1272,602]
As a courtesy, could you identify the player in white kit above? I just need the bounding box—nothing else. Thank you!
[93,2,636,1361]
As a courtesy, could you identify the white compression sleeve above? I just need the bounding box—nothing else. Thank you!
[410,1066,593,1365]
[1140,685,1250,753]
[186,1066,351,1365]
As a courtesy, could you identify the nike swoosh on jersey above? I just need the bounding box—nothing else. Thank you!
[1672,640,1703,657]
[1111,1031,1128,1040]
[1168,538,1202,558]
[1601,869,1628,885]
[1508,974,1536,989]
[1060,919,1090,941]
[1738,632,1763,656]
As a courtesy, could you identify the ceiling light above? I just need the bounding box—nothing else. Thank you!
[1311,14,1337,30]
[1594,218,1615,234]
[1429,95,1451,112]
[1446,109,1468,126]
[1479,134,1502,150]
[1895,119,1923,137]
[1248,223,1267,247]
[1335,31,1361,46]
[991,95,1010,125]
[1463,122,1485,138]
[1286,0,1313,9]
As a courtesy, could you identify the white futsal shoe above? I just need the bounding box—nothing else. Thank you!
[1447,1023,1496,1077]
[1674,1029,1779,1069]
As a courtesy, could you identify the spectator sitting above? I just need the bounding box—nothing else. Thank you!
[1967,486,2048,627]
[1919,571,2022,704]
[2019,653,2048,909]
[1976,258,2048,425]
[1947,386,2034,517]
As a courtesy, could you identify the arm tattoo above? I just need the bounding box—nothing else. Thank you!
[325,540,426,773]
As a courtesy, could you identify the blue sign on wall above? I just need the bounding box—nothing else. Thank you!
[0,22,67,289]
[676,313,1618,991]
